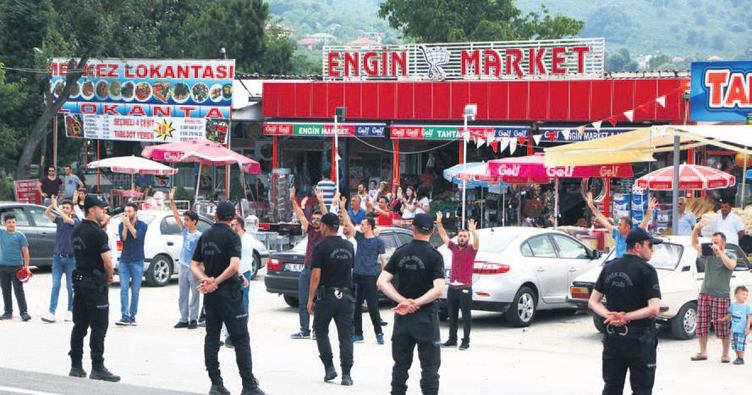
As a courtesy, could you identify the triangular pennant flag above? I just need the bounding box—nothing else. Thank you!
[486,133,495,147]
[509,138,518,154]
[473,136,479,146]
[592,120,602,131]
[533,134,543,145]
[624,110,634,122]
[656,96,666,107]
[561,129,570,140]
[498,137,510,153]
[490,139,499,153]
[476,135,485,148]
[336,153,342,161]
[547,131,557,142]
[578,125,586,135]
[517,136,526,145]
[607,116,618,127]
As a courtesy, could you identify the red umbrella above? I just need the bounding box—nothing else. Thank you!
[635,164,736,190]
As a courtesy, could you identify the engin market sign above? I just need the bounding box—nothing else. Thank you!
[51,58,235,143]
[323,38,604,81]
[263,122,385,137]
[690,61,752,122]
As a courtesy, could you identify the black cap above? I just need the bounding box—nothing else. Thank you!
[413,213,434,233]
[216,201,236,221]
[320,212,340,228]
[625,227,663,248]
[83,195,106,211]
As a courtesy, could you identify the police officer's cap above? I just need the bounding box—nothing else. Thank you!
[83,195,107,211]
[413,213,434,233]
[320,212,340,228]
[625,227,663,248]
[216,201,237,221]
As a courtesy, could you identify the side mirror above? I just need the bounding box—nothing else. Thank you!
[591,250,602,260]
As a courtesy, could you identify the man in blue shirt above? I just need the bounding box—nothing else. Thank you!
[170,189,202,329]
[42,197,80,323]
[340,198,387,345]
[0,213,31,321]
[587,192,654,258]
[676,197,697,236]
[348,195,366,226]
[116,202,148,326]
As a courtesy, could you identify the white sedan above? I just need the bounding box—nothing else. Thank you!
[107,210,269,286]
[568,236,752,340]
[438,227,604,327]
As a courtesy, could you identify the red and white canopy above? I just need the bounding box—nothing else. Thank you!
[87,156,178,175]
[635,164,736,190]
[142,139,261,174]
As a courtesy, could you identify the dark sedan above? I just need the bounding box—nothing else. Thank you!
[264,227,442,307]
[0,202,59,268]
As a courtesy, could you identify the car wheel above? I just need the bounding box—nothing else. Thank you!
[145,254,173,287]
[670,302,697,340]
[506,286,537,327]
[283,295,299,308]
[593,314,606,334]
[249,251,261,280]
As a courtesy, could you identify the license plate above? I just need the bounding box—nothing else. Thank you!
[286,264,304,272]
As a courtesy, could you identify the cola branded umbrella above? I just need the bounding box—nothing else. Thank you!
[87,155,178,190]
[635,164,735,190]
[443,162,509,227]
[142,139,261,202]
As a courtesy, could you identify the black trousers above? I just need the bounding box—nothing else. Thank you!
[391,307,441,395]
[0,265,28,314]
[69,276,109,368]
[446,286,472,342]
[602,334,657,395]
[313,289,354,373]
[204,284,254,386]
[353,274,383,337]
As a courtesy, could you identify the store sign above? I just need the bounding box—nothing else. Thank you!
[263,122,385,137]
[390,125,529,140]
[14,180,41,205]
[323,38,605,81]
[51,58,235,143]
[540,127,635,143]
[690,61,752,121]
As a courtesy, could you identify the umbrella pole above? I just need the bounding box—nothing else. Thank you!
[502,190,505,226]
[554,179,559,228]
[671,135,680,234]
[742,153,747,207]
[481,187,484,229]
[131,174,135,191]
[238,162,248,202]
[461,179,467,229]
[195,162,202,207]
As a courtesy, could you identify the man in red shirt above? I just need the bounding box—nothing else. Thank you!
[436,212,479,350]
[368,196,393,227]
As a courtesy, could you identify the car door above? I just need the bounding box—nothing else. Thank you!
[551,234,595,294]
[380,231,399,260]
[25,205,58,267]
[522,234,567,304]
[159,215,183,264]
[0,206,50,267]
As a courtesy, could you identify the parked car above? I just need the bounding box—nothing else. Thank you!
[437,227,603,327]
[568,236,752,340]
[0,202,59,268]
[264,227,442,307]
[107,210,269,287]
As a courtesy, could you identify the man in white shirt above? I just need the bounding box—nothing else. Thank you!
[716,201,745,246]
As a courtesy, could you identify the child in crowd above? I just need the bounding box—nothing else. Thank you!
[717,286,752,365]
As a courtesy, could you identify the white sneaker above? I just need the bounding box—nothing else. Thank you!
[65,311,73,322]
[41,313,56,323]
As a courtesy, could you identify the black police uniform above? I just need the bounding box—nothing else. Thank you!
[595,253,661,395]
[311,235,356,379]
[69,218,115,378]
[192,221,261,392]
[385,239,445,395]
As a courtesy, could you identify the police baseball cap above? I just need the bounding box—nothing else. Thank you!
[413,213,434,234]
[216,201,236,221]
[625,227,663,248]
[320,212,340,228]
[83,195,107,211]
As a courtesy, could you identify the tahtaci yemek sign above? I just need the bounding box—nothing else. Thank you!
[690,61,752,122]
[322,38,605,81]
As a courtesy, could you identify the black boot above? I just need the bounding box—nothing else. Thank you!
[209,382,231,395]
[341,374,353,386]
[90,366,120,382]
[240,377,266,395]
[324,365,338,382]
[68,365,87,378]
[442,338,457,348]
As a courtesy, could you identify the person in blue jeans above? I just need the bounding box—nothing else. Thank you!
[116,202,147,326]
[0,214,31,321]
[42,197,80,323]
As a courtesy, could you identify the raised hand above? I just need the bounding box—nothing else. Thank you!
[290,186,297,201]
[435,211,443,223]
[168,187,176,201]
[647,197,658,211]
[585,191,594,205]
[51,195,58,207]
[468,218,477,232]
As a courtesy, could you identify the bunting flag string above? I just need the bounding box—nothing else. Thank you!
[532,134,543,145]
[509,137,517,154]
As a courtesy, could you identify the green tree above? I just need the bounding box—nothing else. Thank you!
[0,65,29,171]
[605,48,638,72]
[378,0,583,42]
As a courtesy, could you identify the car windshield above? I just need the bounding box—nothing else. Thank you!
[111,213,157,225]
[603,242,682,270]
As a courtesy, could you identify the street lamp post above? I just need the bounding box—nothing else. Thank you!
[334,107,346,192]
[462,104,477,229]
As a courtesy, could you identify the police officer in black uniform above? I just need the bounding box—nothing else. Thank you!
[68,195,120,382]
[191,201,265,395]
[377,213,445,395]
[307,212,355,385]
[588,227,662,395]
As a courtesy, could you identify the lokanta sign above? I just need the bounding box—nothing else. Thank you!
[51,58,234,143]
[263,122,385,137]
[323,38,605,81]
[690,61,752,121]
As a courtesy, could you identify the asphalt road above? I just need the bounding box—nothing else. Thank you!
[0,268,748,394]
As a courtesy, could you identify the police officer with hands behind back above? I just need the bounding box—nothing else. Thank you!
[588,227,662,395]
[377,213,445,395]
[307,212,356,386]
[68,195,120,382]
[191,201,265,395]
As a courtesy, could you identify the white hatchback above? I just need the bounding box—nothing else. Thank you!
[107,210,268,287]
[438,227,603,327]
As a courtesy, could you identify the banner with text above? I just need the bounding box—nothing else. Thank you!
[390,125,529,140]
[263,122,385,137]
[690,61,752,122]
[14,180,41,205]
[51,58,234,143]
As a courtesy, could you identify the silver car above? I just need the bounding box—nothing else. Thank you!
[438,226,602,327]
[0,202,58,268]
